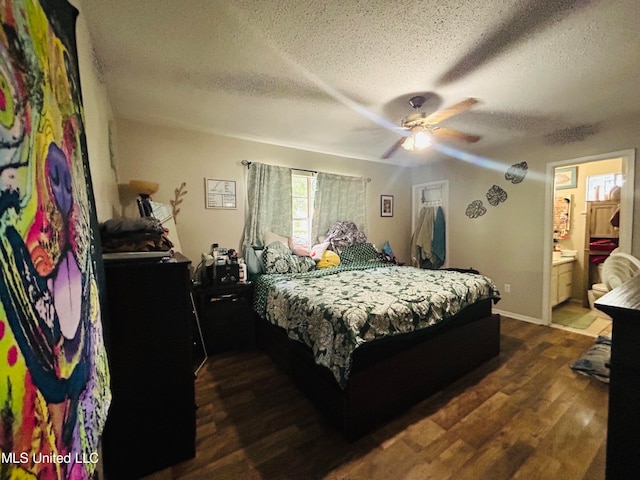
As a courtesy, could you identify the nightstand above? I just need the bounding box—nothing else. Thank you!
[193,282,256,353]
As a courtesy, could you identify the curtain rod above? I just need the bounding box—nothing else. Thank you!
[241,160,371,182]
[241,159,315,173]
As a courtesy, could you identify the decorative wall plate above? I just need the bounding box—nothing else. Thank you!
[466,200,487,218]
[486,185,508,206]
[505,161,528,184]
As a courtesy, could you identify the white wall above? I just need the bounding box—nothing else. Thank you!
[115,119,413,265]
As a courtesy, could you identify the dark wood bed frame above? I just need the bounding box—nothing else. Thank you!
[256,299,500,440]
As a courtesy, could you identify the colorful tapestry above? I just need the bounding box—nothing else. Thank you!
[0,1,110,479]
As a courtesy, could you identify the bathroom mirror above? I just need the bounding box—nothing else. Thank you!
[554,196,571,236]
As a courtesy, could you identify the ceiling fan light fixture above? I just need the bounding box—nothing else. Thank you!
[381,96,480,159]
[414,129,431,149]
[401,135,414,151]
[402,127,431,152]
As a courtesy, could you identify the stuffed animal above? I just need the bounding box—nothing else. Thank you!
[317,249,340,268]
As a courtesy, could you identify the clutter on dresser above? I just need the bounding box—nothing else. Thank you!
[194,243,247,286]
[99,216,174,254]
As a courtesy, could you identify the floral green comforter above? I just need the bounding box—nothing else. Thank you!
[253,263,501,388]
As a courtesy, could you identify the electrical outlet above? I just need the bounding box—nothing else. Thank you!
[504,283,511,293]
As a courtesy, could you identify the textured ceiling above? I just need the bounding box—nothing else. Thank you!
[79,0,640,165]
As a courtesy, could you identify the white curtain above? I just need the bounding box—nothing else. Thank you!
[311,172,367,243]
[242,162,292,246]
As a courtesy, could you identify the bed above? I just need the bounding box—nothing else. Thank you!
[250,242,501,440]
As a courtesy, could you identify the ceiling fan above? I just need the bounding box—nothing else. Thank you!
[381,96,481,159]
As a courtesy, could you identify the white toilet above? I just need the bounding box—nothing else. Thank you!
[588,283,610,313]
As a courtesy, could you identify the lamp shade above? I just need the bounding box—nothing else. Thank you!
[129,180,159,196]
[402,127,431,152]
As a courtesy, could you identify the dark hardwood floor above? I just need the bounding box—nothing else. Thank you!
[142,317,608,480]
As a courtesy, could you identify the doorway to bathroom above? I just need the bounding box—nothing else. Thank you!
[543,149,635,335]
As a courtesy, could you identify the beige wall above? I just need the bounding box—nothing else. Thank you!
[75,6,639,322]
[412,133,639,322]
[411,152,546,320]
[110,116,639,322]
[74,0,120,222]
[115,119,413,265]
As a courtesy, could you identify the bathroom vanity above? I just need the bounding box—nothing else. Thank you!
[551,257,576,307]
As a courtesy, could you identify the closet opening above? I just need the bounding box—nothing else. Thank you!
[411,180,449,269]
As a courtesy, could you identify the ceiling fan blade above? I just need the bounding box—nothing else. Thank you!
[381,137,405,159]
[425,98,480,125]
[432,127,481,143]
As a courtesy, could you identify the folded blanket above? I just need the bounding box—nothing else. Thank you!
[570,335,611,383]
[100,217,166,236]
[100,217,173,253]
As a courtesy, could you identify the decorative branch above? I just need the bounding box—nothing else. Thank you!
[170,182,187,222]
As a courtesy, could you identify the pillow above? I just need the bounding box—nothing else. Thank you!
[264,231,289,249]
[295,255,317,273]
[243,245,265,277]
[262,241,316,274]
[339,242,380,264]
[289,236,311,257]
[317,250,340,269]
[570,336,610,383]
[310,241,330,261]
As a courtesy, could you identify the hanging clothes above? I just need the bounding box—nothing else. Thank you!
[411,206,435,267]
[432,206,446,268]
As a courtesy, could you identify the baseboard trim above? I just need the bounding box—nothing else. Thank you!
[493,308,544,325]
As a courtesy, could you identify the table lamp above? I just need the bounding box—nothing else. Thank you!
[129,180,159,217]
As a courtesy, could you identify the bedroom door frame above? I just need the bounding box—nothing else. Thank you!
[412,180,449,268]
[541,149,635,326]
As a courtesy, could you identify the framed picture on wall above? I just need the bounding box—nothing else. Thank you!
[205,178,237,209]
[381,195,394,217]
[555,166,577,190]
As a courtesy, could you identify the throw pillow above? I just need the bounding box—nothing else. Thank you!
[264,231,290,249]
[339,242,380,264]
[263,241,316,274]
[243,245,264,276]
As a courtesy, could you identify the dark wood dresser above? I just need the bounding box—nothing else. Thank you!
[101,252,195,480]
[595,274,640,480]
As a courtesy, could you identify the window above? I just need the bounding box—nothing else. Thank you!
[292,172,316,246]
[586,173,623,201]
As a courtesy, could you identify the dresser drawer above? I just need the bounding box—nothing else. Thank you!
[194,283,255,353]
